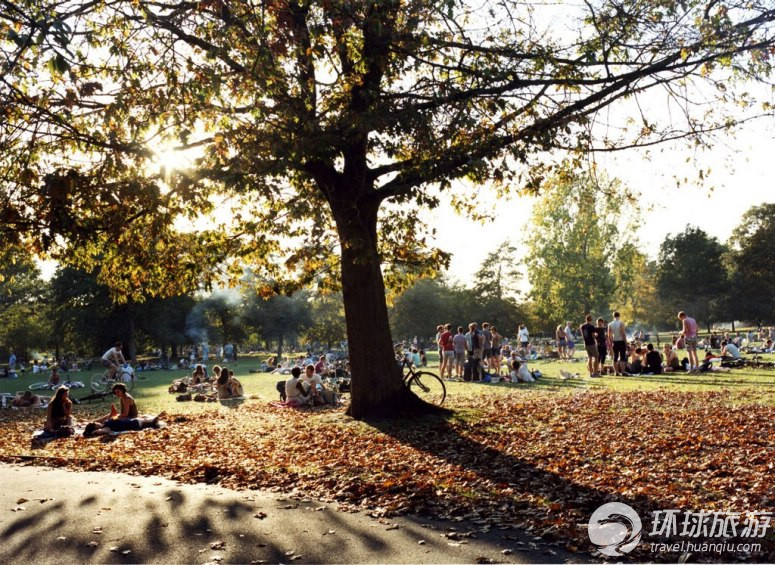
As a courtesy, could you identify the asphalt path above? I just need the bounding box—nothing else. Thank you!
[0,463,584,564]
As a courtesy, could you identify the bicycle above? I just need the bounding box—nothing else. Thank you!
[397,355,446,406]
[91,364,135,393]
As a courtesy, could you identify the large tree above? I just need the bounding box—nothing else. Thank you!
[656,226,728,330]
[525,168,629,324]
[725,203,775,323]
[2,1,774,417]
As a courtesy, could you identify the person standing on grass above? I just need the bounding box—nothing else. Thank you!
[517,324,528,352]
[594,318,609,372]
[452,326,467,379]
[678,311,700,372]
[580,315,600,377]
[481,322,493,371]
[466,322,484,381]
[608,312,628,376]
[434,325,444,369]
[556,324,567,359]
[438,323,455,380]
[490,326,503,376]
[564,321,575,359]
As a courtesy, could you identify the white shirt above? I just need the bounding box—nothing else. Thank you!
[723,343,741,359]
[518,328,529,343]
[285,376,308,401]
[302,372,324,392]
[102,347,123,362]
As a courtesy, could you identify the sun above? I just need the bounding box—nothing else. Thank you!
[149,140,201,184]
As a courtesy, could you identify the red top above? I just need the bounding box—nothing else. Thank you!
[439,331,454,351]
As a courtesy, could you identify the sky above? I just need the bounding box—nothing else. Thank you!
[429,118,775,287]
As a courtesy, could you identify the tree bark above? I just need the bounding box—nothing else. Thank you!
[332,198,429,419]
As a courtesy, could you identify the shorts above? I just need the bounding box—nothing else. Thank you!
[101,358,115,369]
[482,348,492,359]
[685,336,698,352]
[520,341,529,349]
[443,350,454,359]
[491,347,501,356]
[104,418,142,432]
[454,351,466,366]
[613,341,627,363]
[567,341,575,349]
[584,344,599,360]
[597,345,608,365]
[558,338,566,346]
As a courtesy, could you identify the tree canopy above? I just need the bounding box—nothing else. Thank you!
[2,0,774,417]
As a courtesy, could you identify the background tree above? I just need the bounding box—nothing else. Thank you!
[474,244,522,303]
[0,248,50,361]
[725,204,775,323]
[525,169,629,325]
[2,1,775,417]
[656,227,729,331]
[302,292,347,351]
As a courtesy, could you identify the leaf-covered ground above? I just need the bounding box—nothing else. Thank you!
[0,390,773,562]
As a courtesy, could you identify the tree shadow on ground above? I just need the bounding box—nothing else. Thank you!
[366,411,657,552]
[0,471,550,564]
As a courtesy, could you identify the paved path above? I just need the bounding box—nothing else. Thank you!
[0,463,583,564]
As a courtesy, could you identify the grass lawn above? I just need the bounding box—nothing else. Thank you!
[0,351,773,561]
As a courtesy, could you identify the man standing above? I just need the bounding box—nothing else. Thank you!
[465,323,484,382]
[438,324,455,380]
[594,318,609,372]
[607,312,628,376]
[434,325,444,369]
[452,326,468,380]
[518,324,529,354]
[678,311,699,372]
[580,315,599,377]
[481,323,493,372]
[564,321,575,359]
[7,350,17,378]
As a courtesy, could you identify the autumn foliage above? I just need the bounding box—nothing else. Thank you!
[0,390,772,561]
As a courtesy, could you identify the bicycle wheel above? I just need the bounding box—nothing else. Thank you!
[29,382,52,391]
[408,371,446,406]
[118,371,135,393]
[91,372,112,393]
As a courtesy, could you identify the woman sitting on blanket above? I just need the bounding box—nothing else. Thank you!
[191,364,207,385]
[44,386,73,435]
[96,383,137,423]
[83,415,160,437]
[216,368,244,399]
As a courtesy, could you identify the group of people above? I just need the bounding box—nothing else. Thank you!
[279,363,337,407]
[42,383,160,439]
[433,322,537,383]
[572,310,746,377]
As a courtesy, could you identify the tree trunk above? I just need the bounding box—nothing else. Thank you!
[127,308,137,363]
[276,332,284,366]
[332,200,426,419]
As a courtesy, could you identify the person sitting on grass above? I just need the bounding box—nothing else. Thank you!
[663,344,682,372]
[44,385,73,435]
[643,343,663,374]
[191,364,207,385]
[13,390,42,408]
[216,368,244,399]
[284,367,309,407]
[47,366,61,387]
[302,364,326,406]
[720,340,742,362]
[83,415,161,437]
[97,383,138,423]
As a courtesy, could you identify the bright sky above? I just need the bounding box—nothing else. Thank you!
[430,118,775,287]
